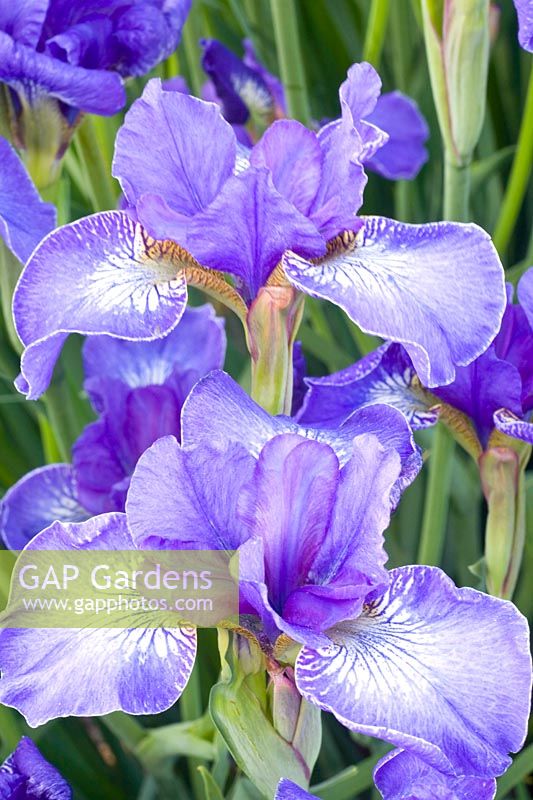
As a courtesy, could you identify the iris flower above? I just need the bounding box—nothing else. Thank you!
[514,0,533,51]
[1,304,225,548]
[13,63,505,399]
[201,37,429,180]
[0,372,529,800]
[299,269,533,451]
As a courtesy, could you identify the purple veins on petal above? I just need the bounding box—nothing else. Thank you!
[299,343,438,430]
[112,79,236,241]
[295,565,532,779]
[0,736,72,799]
[1,463,88,550]
[0,135,56,263]
[283,216,506,387]
[13,210,190,399]
[374,749,497,800]
[0,513,197,727]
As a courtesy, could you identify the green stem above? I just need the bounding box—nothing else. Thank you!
[417,426,455,565]
[270,0,311,125]
[180,661,206,800]
[363,0,390,68]
[443,160,471,220]
[75,116,117,212]
[418,158,470,565]
[493,65,533,256]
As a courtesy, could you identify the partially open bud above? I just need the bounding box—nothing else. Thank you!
[421,0,490,166]
[268,665,321,777]
[480,447,526,599]
[247,285,304,415]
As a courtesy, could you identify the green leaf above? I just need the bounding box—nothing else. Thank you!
[135,720,216,769]
[198,766,225,800]
[209,630,312,797]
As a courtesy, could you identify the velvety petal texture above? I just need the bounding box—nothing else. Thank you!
[296,566,531,778]
[1,464,88,550]
[0,136,56,262]
[0,736,72,799]
[0,513,197,727]
[374,750,496,800]
[13,211,189,398]
[299,343,438,430]
[283,217,506,386]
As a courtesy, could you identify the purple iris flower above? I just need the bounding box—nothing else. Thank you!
[0,135,55,262]
[0,370,530,796]
[514,0,533,51]
[200,38,285,126]
[0,736,71,799]
[13,66,505,399]
[299,270,533,451]
[200,38,428,179]
[1,304,225,548]
[0,0,191,123]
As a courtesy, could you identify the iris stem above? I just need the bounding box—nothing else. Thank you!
[179,661,206,800]
[492,64,533,257]
[417,426,455,565]
[363,0,390,68]
[419,158,470,565]
[270,0,311,125]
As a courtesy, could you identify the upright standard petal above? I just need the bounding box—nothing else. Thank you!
[299,343,438,430]
[13,211,189,399]
[113,79,236,237]
[250,121,323,217]
[126,435,255,549]
[364,92,429,180]
[275,779,316,799]
[374,750,496,800]
[0,32,126,115]
[181,370,420,486]
[283,217,506,386]
[187,167,325,300]
[514,0,533,51]
[337,62,388,161]
[296,566,532,778]
[1,464,88,550]
[0,136,56,263]
[0,737,72,799]
[0,514,197,727]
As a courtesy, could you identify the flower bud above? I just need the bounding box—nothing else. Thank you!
[480,447,526,599]
[422,0,490,165]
